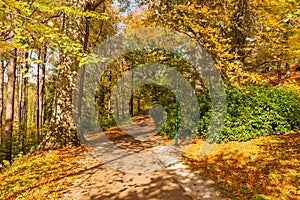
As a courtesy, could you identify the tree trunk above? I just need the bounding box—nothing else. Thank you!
[16,61,23,154]
[21,52,29,153]
[18,52,29,153]
[285,63,290,78]
[277,62,282,85]
[0,60,5,142]
[36,47,46,143]
[130,70,134,116]
[121,76,125,120]
[1,49,16,162]
[37,1,97,150]
[37,18,81,150]
[39,46,46,134]
[115,92,120,122]
[36,0,109,151]
[137,88,141,113]
[36,50,40,142]
[107,69,111,119]
[73,16,90,141]
[232,0,249,83]
[17,65,22,130]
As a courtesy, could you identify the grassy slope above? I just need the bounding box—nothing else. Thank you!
[0,146,87,200]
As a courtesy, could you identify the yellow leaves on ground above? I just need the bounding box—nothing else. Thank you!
[183,131,300,199]
[0,146,87,200]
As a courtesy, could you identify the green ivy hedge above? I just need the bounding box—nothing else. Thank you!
[198,84,300,143]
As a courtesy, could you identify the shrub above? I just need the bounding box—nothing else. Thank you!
[197,83,300,143]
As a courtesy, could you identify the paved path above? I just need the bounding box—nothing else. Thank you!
[61,117,228,200]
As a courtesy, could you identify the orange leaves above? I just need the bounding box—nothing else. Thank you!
[183,131,300,199]
[0,146,86,199]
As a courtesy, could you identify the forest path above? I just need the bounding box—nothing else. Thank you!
[60,116,227,200]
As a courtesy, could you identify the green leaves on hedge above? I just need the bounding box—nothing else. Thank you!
[198,84,300,143]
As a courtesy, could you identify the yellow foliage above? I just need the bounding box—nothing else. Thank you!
[139,0,300,85]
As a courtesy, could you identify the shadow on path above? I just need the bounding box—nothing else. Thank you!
[62,116,227,199]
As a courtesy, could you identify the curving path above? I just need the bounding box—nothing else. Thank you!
[61,117,228,200]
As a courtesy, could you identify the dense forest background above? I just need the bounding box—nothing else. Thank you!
[0,0,299,164]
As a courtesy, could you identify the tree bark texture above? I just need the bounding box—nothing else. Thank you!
[1,49,16,162]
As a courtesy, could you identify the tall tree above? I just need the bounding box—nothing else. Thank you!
[38,0,115,150]
[0,59,5,142]
[252,0,300,84]
[37,8,81,149]
[20,52,29,153]
[1,49,16,162]
[39,46,47,138]
[142,0,299,84]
